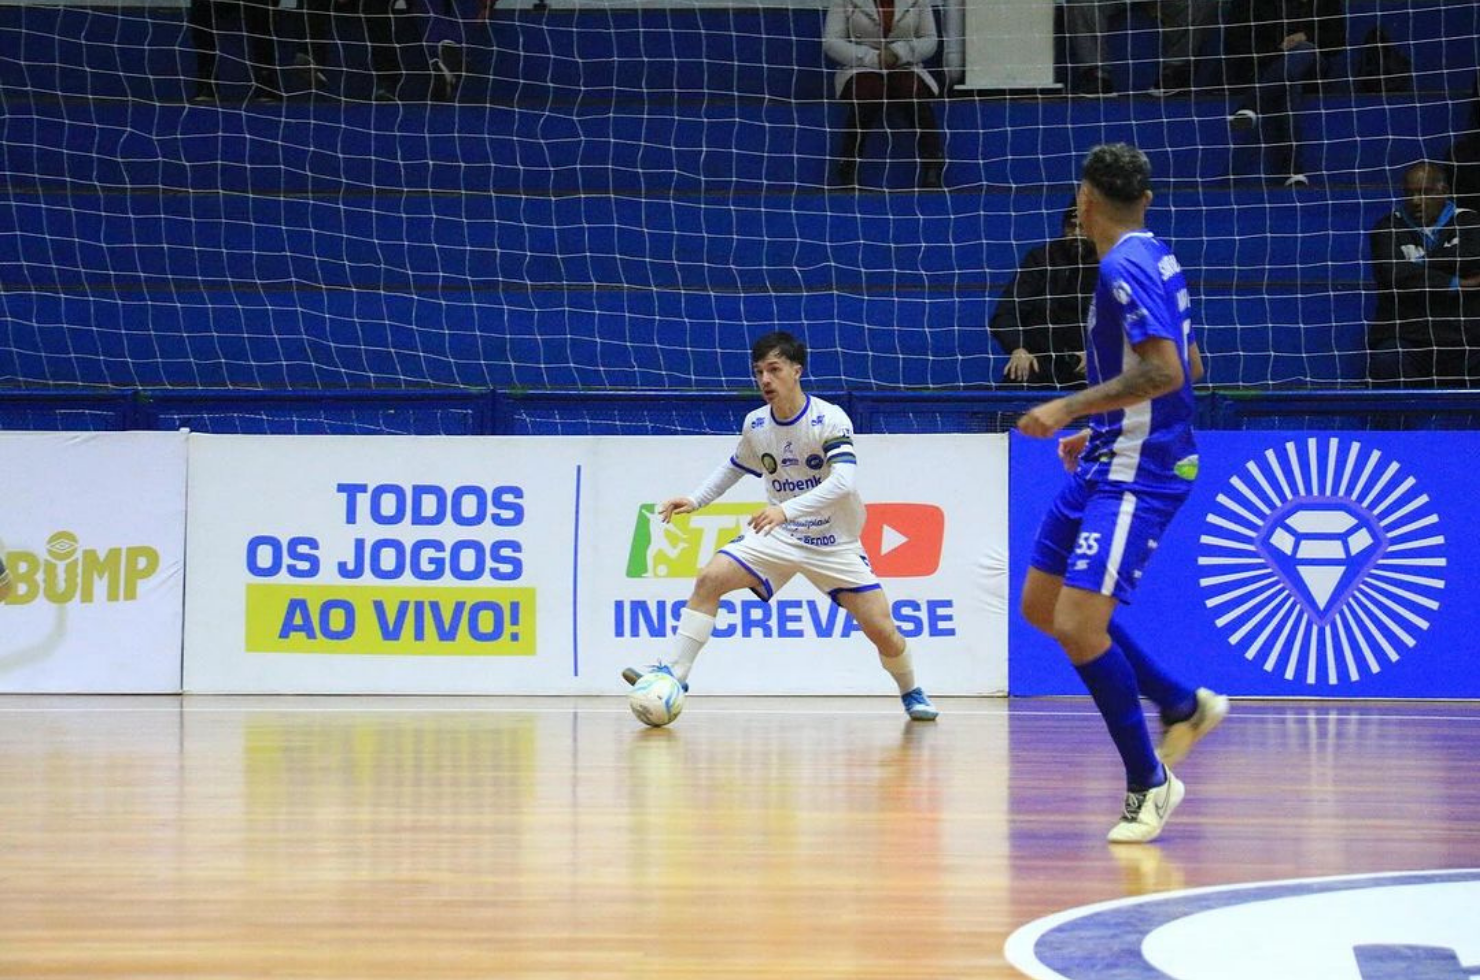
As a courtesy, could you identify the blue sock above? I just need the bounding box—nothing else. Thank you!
[1075,643,1165,792]
[1109,621,1196,725]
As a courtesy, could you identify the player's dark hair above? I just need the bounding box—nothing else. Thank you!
[1082,143,1153,204]
[751,331,807,368]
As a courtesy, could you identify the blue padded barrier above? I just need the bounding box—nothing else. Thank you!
[495,388,851,435]
[0,273,1009,390]
[0,184,1396,296]
[0,177,1385,388]
[850,390,1055,434]
[6,387,1480,435]
[0,96,1462,196]
[134,387,493,434]
[1196,286,1371,387]
[1210,390,1480,431]
[0,284,1373,390]
[0,388,139,431]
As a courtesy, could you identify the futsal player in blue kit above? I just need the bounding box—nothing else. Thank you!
[1017,144,1228,844]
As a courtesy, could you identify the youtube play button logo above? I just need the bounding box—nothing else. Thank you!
[860,503,944,577]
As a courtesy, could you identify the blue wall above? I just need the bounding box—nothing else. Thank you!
[1011,430,1480,697]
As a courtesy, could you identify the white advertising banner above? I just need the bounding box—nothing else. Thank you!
[183,433,1008,694]
[184,434,580,694]
[589,434,1009,694]
[0,432,186,693]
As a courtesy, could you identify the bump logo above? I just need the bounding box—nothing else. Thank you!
[625,502,944,579]
[0,530,160,605]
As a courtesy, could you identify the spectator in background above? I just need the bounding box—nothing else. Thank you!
[290,0,338,98]
[823,0,945,189]
[990,204,1098,387]
[1223,0,1347,188]
[189,0,336,103]
[1447,71,1480,213]
[363,0,483,101]
[189,0,282,102]
[1062,0,1218,96]
[1368,161,1480,387]
[359,0,417,100]
[424,0,485,101]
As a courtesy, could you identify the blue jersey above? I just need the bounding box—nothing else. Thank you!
[1079,230,1198,489]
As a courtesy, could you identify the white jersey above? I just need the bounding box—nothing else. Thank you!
[729,394,864,545]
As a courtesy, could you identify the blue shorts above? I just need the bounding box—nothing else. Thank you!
[1028,473,1190,603]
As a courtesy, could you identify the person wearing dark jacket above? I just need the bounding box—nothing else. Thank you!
[1448,71,1480,214]
[989,206,1098,388]
[1368,162,1480,386]
[1223,0,1346,187]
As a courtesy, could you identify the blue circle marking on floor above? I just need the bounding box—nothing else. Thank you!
[1005,868,1480,979]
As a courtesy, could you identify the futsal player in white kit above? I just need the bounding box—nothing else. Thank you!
[622,331,939,721]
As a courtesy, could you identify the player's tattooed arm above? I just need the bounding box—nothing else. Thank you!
[1069,347,1181,406]
[1018,337,1184,436]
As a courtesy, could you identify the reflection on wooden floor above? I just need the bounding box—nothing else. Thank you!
[1,696,1478,978]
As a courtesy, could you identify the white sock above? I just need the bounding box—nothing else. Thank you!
[669,607,715,684]
[880,644,917,695]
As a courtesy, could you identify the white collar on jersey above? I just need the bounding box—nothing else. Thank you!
[771,393,812,426]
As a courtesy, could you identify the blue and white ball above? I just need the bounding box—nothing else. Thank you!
[628,671,686,728]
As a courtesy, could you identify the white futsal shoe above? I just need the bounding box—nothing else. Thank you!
[1108,769,1185,845]
[1158,688,1230,765]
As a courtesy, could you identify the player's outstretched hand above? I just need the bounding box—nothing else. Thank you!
[1058,428,1091,472]
[1017,399,1071,439]
[748,504,787,536]
[658,497,696,523]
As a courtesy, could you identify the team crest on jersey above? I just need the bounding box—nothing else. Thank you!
[1196,437,1446,685]
[806,454,824,470]
[761,453,778,474]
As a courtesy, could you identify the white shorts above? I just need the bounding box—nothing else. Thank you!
[718,530,880,602]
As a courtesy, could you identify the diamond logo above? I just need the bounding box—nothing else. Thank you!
[1197,438,1446,686]
[1258,506,1381,621]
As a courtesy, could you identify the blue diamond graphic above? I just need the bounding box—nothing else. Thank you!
[1256,503,1386,625]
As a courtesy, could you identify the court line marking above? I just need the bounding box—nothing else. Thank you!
[1005,868,1480,980]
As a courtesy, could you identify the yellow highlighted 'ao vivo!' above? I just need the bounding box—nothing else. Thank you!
[245,584,536,656]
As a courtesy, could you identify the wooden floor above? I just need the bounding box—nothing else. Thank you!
[1,695,1477,979]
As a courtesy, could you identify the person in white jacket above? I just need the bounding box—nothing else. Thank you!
[823,0,945,188]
